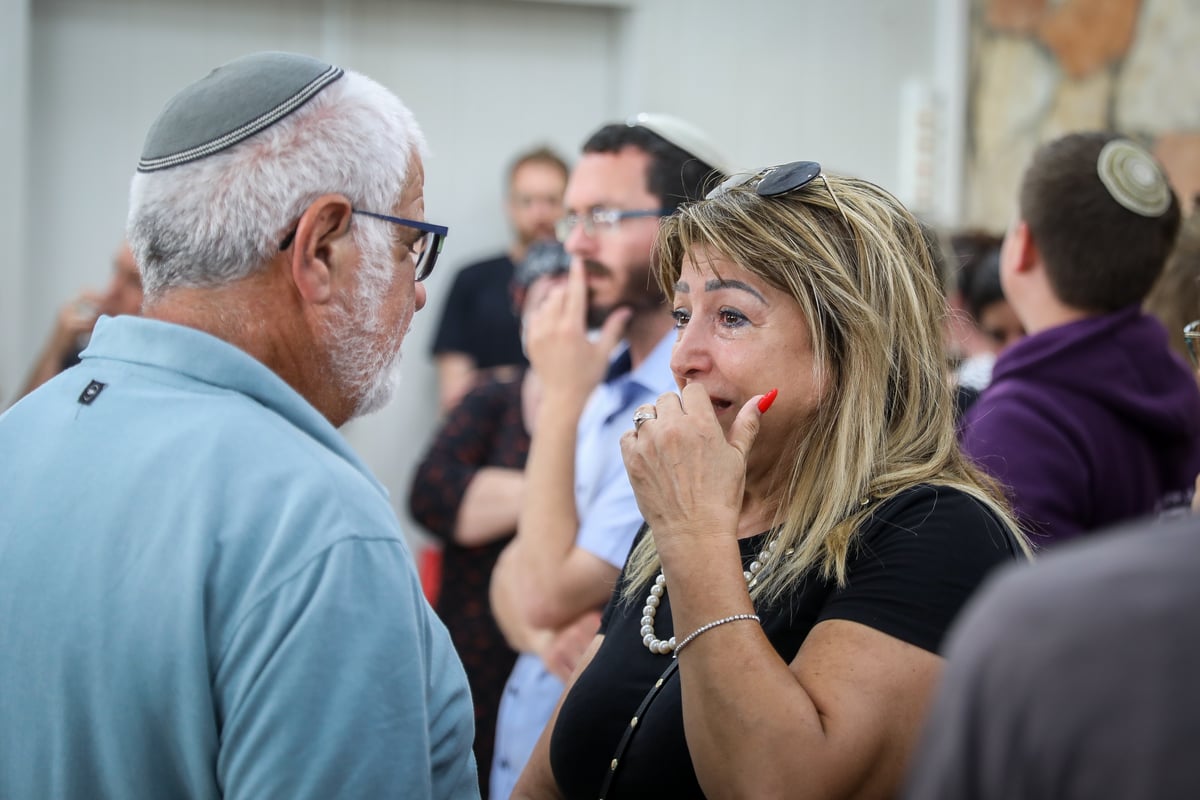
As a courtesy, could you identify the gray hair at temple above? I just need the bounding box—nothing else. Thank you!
[127,59,427,302]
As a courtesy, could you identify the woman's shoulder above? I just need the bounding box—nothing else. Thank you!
[867,482,1002,523]
[859,483,1018,557]
[831,484,1022,654]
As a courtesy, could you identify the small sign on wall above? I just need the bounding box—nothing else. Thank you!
[898,79,940,221]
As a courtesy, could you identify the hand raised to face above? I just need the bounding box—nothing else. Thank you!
[620,383,772,560]
[523,260,631,404]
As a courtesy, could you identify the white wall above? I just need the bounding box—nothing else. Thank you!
[5,0,963,544]
[1,0,30,413]
[621,2,941,185]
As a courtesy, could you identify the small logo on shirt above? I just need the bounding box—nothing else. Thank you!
[78,380,107,405]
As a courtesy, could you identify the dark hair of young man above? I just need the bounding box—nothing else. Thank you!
[1019,131,1182,312]
[581,124,723,213]
[951,231,1004,298]
[965,249,1006,322]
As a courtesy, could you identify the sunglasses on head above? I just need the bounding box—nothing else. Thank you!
[705,160,847,218]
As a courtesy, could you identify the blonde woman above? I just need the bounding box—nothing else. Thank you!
[513,162,1029,799]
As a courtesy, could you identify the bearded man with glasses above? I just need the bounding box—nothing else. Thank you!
[487,114,727,799]
[0,52,476,799]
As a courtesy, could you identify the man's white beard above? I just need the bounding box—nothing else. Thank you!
[353,347,404,417]
[325,235,407,420]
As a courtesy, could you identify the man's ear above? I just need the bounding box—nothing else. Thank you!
[287,194,355,305]
[1008,220,1040,274]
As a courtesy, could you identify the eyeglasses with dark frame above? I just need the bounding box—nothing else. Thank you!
[1184,320,1200,371]
[705,160,848,219]
[278,209,449,282]
[554,207,670,243]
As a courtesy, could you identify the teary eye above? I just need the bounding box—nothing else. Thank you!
[719,308,748,327]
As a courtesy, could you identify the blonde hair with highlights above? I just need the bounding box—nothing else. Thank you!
[621,173,1029,607]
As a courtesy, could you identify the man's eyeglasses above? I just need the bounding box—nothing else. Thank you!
[279,209,449,282]
[555,208,669,243]
[352,210,448,282]
[705,160,847,219]
[1184,320,1200,371]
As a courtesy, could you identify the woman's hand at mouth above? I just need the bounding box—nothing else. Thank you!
[620,383,772,559]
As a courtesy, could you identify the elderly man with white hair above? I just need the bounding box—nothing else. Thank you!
[0,52,477,799]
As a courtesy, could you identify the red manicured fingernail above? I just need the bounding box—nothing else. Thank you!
[757,388,779,414]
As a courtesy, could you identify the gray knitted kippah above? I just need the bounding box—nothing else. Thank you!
[137,51,344,172]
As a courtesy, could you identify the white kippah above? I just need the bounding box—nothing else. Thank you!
[627,112,730,175]
[1096,139,1172,218]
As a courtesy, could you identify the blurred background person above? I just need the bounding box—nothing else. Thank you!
[1145,199,1200,372]
[956,245,1025,398]
[943,232,1004,376]
[962,132,1200,545]
[968,248,1025,353]
[432,146,569,413]
[905,512,1200,800]
[409,241,569,797]
[1146,205,1200,511]
[15,240,142,400]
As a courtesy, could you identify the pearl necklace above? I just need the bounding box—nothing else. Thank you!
[640,538,780,655]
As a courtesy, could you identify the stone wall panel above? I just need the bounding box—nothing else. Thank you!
[987,0,1047,32]
[1154,132,1200,215]
[1114,0,1200,133]
[1041,70,1113,141]
[967,0,1200,231]
[1037,0,1141,78]
[968,35,1057,228]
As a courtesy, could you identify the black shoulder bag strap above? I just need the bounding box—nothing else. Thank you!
[596,657,680,800]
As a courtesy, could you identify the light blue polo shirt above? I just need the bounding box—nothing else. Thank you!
[0,316,479,799]
[489,330,676,799]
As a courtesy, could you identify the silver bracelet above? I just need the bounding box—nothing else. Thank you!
[672,613,760,658]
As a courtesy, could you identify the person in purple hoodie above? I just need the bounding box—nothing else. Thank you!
[961,131,1200,547]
